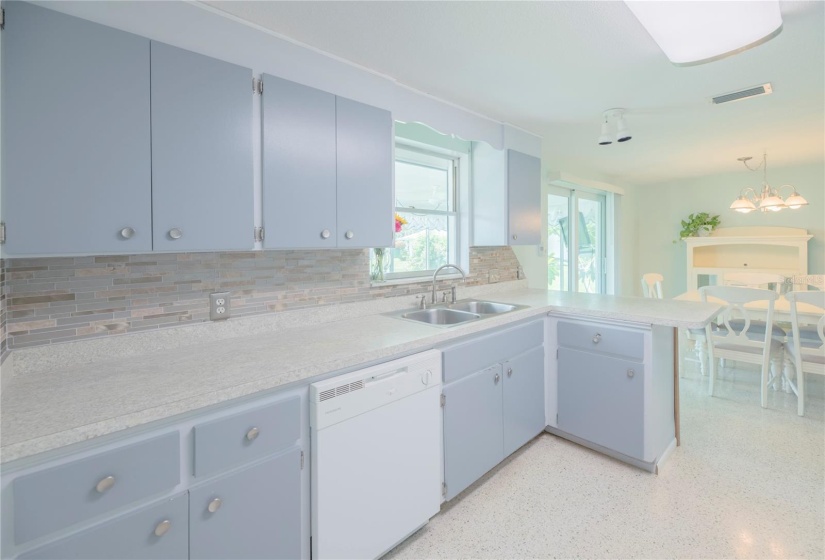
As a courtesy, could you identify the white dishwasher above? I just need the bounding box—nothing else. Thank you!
[310,350,443,560]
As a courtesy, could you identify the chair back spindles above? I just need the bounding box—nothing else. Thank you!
[641,273,664,299]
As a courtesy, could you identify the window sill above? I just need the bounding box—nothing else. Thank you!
[370,273,464,288]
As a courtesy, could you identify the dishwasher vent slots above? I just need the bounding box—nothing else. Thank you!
[318,380,365,402]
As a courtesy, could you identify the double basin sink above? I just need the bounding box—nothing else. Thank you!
[389,300,528,327]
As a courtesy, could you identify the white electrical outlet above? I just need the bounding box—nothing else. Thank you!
[210,292,231,321]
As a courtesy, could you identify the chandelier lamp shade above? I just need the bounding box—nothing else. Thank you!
[597,109,631,146]
[730,152,808,214]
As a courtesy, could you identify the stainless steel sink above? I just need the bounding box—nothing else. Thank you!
[400,308,480,325]
[448,301,518,314]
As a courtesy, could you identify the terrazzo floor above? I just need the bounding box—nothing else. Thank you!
[386,360,825,559]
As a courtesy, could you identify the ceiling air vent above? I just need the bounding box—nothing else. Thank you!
[712,83,773,105]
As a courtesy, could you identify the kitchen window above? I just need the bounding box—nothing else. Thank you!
[377,145,460,280]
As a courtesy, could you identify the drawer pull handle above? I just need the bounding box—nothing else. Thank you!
[208,497,223,513]
[627,369,635,378]
[507,368,513,377]
[154,520,171,537]
[246,427,260,441]
[592,333,602,344]
[95,475,116,493]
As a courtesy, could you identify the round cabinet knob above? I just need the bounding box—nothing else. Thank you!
[627,369,635,378]
[246,427,260,441]
[512,234,518,240]
[320,229,331,240]
[494,373,500,384]
[168,228,183,240]
[207,497,223,514]
[344,231,354,240]
[95,475,116,493]
[507,368,513,377]
[119,227,135,240]
[592,333,602,344]
[154,520,171,537]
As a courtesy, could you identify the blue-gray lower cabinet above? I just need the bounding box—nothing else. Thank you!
[189,448,302,560]
[502,347,545,457]
[442,364,504,501]
[1,1,152,255]
[557,348,645,460]
[18,493,188,560]
[150,41,253,252]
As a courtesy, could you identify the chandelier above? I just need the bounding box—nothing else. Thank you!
[729,151,808,213]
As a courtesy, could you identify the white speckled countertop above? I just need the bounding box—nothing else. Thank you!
[0,283,721,464]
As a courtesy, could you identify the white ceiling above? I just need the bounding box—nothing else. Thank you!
[203,0,825,185]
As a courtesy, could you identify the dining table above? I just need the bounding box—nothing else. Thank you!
[674,289,823,323]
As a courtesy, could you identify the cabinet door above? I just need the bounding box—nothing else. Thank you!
[558,348,644,460]
[190,449,302,560]
[151,42,253,251]
[503,346,545,457]
[262,75,337,249]
[19,494,188,560]
[442,364,504,501]
[335,97,393,249]
[1,1,151,255]
[507,150,541,245]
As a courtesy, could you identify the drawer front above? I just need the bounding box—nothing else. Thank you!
[442,319,543,383]
[193,396,300,477]
[557,320,644,362]
[13,433,180,545]
[19,493,188,560]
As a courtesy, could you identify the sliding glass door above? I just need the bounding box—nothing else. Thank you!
[547,188,606,294]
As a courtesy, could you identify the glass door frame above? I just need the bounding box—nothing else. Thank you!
[547,186,609,294]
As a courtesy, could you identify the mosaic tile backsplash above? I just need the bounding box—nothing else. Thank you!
[0,247,522,356]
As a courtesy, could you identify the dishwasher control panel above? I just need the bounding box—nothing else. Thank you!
[309,350,442,430]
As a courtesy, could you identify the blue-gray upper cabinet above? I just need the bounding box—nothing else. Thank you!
[335,97,394,249]
[502,346,545,457]
[189,449,302,560]
[1,1,152,255]
[261,76,392,249]
[471,144,541,246]
[506,150,542,245]
[19,493,188,560]
[150,42,253,252]
[262,75,337,249]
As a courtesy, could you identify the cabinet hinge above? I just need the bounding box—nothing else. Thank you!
[556,348,558,360]
[1,8,5,30]
[300,450,305,470]
[556,413,559,424]
[0,222,5,245]
[441,482,447,497]
[440,393,446,407]
[253,77,263,95]
[254,227,265,243]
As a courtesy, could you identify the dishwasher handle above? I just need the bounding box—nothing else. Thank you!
[366,367,408,385]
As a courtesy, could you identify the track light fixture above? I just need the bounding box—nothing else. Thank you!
[597,109,632,146]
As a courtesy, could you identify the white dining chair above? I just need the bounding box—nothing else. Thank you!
[783,291,825,416]
[701,286,782,407]
[641,273,664,299]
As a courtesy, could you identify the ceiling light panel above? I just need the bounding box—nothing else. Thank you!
[624,1,783,65]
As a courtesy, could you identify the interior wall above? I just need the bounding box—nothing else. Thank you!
[631,161,825,297]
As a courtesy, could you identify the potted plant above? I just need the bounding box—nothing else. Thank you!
[678,212,721,241]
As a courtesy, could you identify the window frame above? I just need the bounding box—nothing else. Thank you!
[385,143,460,281]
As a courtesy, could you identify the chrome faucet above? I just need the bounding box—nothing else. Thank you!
[432,264,466,304]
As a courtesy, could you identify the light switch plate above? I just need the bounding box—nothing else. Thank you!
[210,292,231,321]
